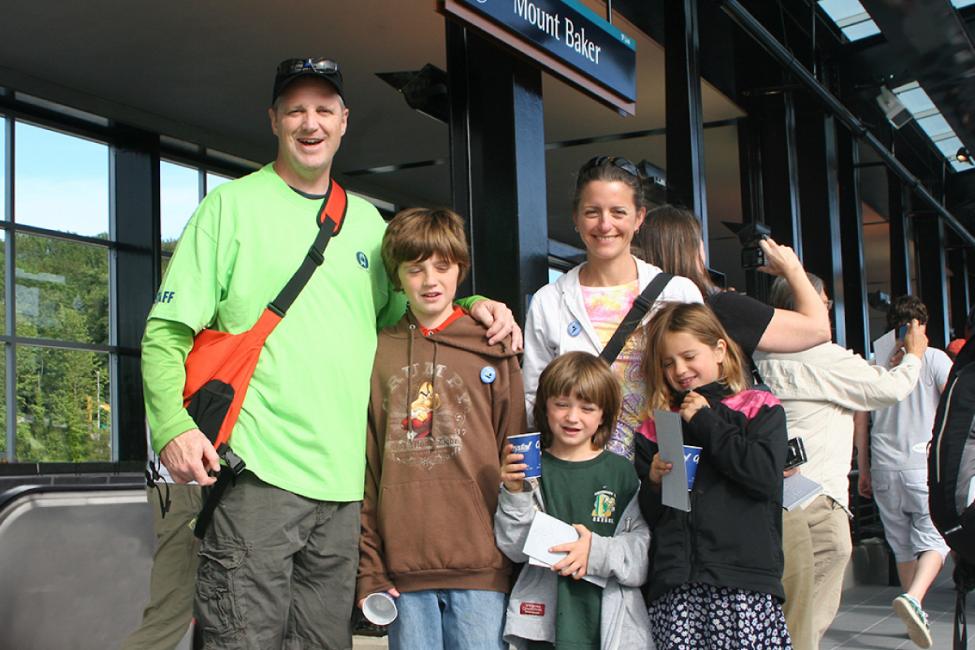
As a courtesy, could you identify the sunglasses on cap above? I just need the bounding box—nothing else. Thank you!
[579,155,640,179]
[276,58,340,75]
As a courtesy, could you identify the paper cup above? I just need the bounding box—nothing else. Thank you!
[362,592,397,626]
[683,445,702,490]
[507,432,542,479]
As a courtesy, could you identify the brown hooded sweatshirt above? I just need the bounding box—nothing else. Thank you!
[357,311,527,599]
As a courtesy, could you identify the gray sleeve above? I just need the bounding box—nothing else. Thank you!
[585,492,650,587]
[494,486,535,563]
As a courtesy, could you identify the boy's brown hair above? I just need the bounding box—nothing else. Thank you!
[887,294,929,330]
[381,207,471,289]
[642,302,748,412]
[533,352,621,449]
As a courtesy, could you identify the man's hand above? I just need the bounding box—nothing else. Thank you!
[469,299,523,351]
[357,587,400,610]
[783,467,800,478]
[500,444,528,493]
[550,524,592,580]
[679,391,709,422]
[159,428,221,486]
[901,319,928,360]
[858,467,873,499]
[757,238,803,278]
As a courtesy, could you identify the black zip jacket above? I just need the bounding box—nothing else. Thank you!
[634,381,788,603]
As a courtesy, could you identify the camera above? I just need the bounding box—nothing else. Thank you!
[784,437,808,470]
[737,223,772,270]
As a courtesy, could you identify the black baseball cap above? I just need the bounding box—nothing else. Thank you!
[272,58,345,105]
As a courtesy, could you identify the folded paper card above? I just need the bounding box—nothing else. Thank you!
[655,409,691,512]
[523,510,607,588]
[783,473,824,511]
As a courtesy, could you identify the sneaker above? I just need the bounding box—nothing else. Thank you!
[892,593,933,648]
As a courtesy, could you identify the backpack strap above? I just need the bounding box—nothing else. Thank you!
[268,178,348,316]
[600,273,673,366]
[192,180,346,540]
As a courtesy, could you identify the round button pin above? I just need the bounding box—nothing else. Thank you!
[356,251,369,268]
[567,320,582,337]
[480,366,497,384]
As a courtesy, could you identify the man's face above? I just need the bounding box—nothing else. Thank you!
[268,77,348,183]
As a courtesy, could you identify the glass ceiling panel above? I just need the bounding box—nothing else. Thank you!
[917,114,953,140]
[819,1,881,42]
[841,21,881,41]
[894,86,936,115]
[820,0,868,22]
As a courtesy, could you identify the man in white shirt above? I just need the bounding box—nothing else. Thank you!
[856,295,951,649]
[756,276,925,650]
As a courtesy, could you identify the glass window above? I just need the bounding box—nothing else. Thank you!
[895,86,936,115]
[160,160,200,253]
[206,172,230,194]
[15,233,109,345]
[841,20,881,41]
[15,346,110,462]
[917,114,953,140]
[0,116,5,222]
[820,0,867,22]
[14,122,109,237]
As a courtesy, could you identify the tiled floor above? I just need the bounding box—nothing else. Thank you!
[824,567,964,650]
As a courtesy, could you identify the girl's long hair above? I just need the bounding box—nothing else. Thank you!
[638,205,717,296]
[642,302,748,412]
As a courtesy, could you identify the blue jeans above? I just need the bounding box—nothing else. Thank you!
[388,589,506,650]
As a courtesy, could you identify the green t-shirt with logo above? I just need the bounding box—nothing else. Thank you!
[535,450,638,650]
[145,164,404,501]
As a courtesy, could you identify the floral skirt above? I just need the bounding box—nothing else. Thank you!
[648,582,793,650]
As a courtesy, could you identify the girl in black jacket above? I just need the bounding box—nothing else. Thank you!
[635,302,791,649]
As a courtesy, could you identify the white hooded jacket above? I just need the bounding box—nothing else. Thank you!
[522,256,703,426]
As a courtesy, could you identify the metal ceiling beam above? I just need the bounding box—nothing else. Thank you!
[858,0,975,155]
[719,0,975,250]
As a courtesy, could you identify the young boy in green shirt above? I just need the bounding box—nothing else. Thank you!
[496,351,651,650]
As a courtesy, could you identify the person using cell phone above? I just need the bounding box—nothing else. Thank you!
[755,280,928,650]
[853,295,950,649]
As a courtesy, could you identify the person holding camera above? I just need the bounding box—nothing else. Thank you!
[522,157,703,462]
[754,275,926,650]
[638,205,831,369]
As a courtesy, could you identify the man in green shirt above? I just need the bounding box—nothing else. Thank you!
[141,58,519,649]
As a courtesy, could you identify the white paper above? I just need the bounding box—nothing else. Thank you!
[872,329,898,368]
[783,473,823,511]
[523,511,607,587]
[655,409,690,512]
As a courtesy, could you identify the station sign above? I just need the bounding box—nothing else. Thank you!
[442,0,637,115]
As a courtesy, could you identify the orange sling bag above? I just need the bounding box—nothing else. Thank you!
[183,178,347,537]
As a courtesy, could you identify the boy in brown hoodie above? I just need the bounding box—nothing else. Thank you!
[357,207,527,650]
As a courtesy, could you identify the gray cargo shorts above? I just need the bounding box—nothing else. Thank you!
[195,471,360,650]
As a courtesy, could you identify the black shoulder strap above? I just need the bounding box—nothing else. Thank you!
[268,178,348,316]
[600,272,673,365]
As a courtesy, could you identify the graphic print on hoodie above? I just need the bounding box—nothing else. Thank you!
[357,312,528,599]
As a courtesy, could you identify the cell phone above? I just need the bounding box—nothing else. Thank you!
[784,437,807,470]
[896,324,908,340]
